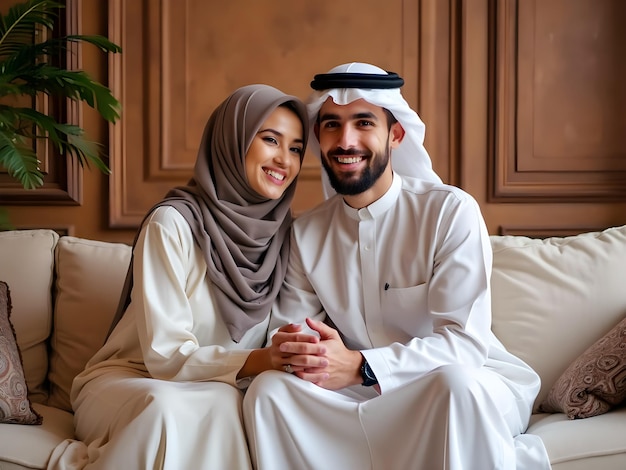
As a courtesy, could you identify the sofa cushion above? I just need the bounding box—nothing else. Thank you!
[48,236,132,412]
[539,315,626,419]
[0,230,59,405]
[528,408,626,469]
[0,403,74,469]
[0,281,42,424]
[490,225,626,412]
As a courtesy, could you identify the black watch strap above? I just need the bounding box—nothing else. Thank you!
[360,358,378,387]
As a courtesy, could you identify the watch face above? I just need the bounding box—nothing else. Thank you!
[361,360,378,386]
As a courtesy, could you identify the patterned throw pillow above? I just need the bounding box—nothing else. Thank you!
[539,315,626,419]
[0,281,42,424]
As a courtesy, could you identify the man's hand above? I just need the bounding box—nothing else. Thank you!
[270,323,328,374]
[294,318,363,390]
[238,323,325,379]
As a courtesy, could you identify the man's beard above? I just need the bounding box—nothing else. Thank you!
[321,145,390,196]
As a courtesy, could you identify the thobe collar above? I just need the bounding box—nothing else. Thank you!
[342,172,403,221]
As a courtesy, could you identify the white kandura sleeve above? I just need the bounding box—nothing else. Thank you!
[132,208,256,385]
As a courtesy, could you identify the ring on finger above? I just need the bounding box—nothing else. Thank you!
[283,364,294,374]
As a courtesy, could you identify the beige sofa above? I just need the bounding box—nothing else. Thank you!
[0,226,625,469]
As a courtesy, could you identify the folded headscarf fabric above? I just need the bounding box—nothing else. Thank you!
[110,84,308,343]
[306,62,442,198]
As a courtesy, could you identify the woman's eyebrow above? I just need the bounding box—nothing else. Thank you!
[257,128,303,143]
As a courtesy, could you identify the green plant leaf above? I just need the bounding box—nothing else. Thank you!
[66,34,122,54]
[0,104,111,176]
[0,64,121,121]
[0,127,43,189]
[0,1,61,53]
[0,0,121,193]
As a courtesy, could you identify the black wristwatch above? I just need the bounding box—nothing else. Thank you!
[360,358,378,387]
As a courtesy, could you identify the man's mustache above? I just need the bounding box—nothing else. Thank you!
[327,147,371,158]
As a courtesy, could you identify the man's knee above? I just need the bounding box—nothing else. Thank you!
[425,364,486,402]
[244,370,286,405]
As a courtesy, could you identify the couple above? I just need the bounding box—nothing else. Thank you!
[50,63,551,470]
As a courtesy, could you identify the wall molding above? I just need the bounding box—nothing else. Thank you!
[488,0,626,203]
[0,0,83,206]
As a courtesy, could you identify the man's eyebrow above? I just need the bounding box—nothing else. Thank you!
[352,112,378,120]
[319,112,340,122]
[319,111,379,122]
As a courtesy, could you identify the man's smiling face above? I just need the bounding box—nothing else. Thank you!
[316,98,403,204]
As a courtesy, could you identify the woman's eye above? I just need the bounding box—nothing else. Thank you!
[263,136,278,144]
[291,146,303,155]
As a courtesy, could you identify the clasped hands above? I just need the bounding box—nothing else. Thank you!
[269,317,363,390]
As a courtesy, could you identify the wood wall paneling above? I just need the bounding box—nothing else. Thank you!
[108,0,424,228]
[0,0,83,206]
[2,0,623,239]
[418,0,460,186]
[456,0,626,237]
[497,225,610,238]
[491,0,626,202]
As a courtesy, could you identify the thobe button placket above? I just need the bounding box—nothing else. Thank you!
[357,208,383,345]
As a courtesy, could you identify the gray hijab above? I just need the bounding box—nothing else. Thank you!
[109,84,308,343]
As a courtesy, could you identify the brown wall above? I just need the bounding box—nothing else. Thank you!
[2,0,625,244]
[0,0,133,243]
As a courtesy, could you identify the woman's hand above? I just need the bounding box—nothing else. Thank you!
[270,323,328,374]
[238,323,326,379]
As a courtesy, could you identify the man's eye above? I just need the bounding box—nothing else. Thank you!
[358,120,374,127]
[322,121,339,129]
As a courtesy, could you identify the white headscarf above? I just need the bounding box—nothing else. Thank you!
[306,62,442,198]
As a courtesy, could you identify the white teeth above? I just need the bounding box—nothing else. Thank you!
[265,169,285,181]
[337,156,363,164]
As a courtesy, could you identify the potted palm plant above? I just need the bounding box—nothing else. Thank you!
[0,0,121,226]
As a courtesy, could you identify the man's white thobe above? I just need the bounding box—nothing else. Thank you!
[243,173,551,470]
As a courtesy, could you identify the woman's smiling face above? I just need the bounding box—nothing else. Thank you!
[245,105,304,200]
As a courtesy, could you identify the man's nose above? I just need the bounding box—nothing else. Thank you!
[337,126,357,148]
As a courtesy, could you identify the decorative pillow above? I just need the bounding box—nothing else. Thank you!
[539,315,626,419]
[490,225,626,412]
[0,281,42,424]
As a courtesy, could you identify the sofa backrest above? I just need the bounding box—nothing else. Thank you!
[0,229,58,405]
[0,230,132,412]
[490,224,626,411]
[49,236,132,411]
[3,226,626,415]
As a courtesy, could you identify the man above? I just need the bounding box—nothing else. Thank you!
[242,63,551,470]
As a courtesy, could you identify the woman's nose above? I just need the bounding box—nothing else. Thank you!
[273,146,292,166]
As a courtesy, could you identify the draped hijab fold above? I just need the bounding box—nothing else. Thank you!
[108,84,308,343]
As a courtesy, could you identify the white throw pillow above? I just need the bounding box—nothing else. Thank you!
[490,225,626,412]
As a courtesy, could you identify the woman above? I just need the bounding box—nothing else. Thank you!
[49,84,317,469]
